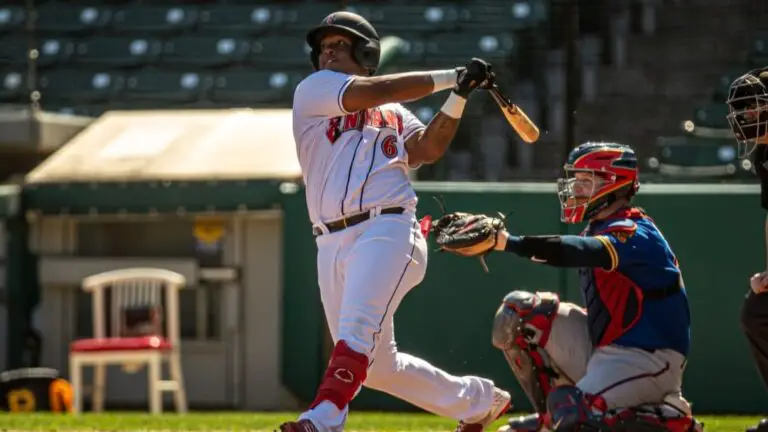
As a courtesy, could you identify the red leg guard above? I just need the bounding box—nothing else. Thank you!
[310,340,369,410]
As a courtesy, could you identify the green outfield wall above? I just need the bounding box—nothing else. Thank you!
[282,182,766,414]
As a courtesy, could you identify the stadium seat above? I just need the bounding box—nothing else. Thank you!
[36,38,77,69]
[111,5,199,35]
[162,36,251,68]
[346,3,459,33]
[38,69,124,104]
[0,36,29,66]
[123,68,210,103]
[0,70,27,102]
[713,67,749,102]
[459,0,547,31]
[74,37,163,68]
[250,36,312,68]
[692,104,730,130]
[653,136,746,179]
[749,33,768,67]
[381,33,427,66]
[0,6,26,34]
[36,3,112,35]
[197,4,280,36]
[403,93,447,124]
[425,32,517,65]
[209,69,300,104]
[281,3,341,33]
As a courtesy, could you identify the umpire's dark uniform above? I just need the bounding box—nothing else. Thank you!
[742,145,768,432]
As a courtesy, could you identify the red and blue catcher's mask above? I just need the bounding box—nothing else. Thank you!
[557,142,639,224]
[726,70,768,158]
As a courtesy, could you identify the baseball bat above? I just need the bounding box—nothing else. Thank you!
[488,85,540,144]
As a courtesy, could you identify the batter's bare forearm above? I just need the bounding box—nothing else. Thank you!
[342,70,456,113]
[409,113,460,165]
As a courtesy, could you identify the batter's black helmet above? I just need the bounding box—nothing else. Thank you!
[306,11,381,76]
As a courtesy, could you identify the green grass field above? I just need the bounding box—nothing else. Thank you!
[0,412,761,431]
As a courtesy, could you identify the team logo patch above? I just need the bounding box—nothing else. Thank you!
[381,135,398,159]
[333,368,354,384]
[611,232,630,243]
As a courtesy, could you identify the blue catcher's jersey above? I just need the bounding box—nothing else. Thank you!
[580,207,691,356]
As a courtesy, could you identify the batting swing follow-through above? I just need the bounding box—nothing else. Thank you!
[280,10,512,432]
[430,143,705,432]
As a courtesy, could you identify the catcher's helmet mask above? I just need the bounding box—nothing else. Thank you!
[726,70,768,158]
[558,142,639,224]
[307,11,381,76]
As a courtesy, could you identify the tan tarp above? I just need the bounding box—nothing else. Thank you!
[25,108,301,183]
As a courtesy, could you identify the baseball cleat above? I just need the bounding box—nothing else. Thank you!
[497,413,546,432]
[277,419,319,432]
[455,387,512,432]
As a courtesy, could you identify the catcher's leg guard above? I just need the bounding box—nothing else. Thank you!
[310,340,368,410]
[492,290,561,414]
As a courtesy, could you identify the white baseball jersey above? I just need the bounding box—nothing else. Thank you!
[292,70,426,225]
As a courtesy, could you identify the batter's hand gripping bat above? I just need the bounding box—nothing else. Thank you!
[488,84,540,144]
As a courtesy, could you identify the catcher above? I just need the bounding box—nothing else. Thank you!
[430,142,703,432]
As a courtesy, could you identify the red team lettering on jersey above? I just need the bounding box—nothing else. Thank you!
[326,108,404,144]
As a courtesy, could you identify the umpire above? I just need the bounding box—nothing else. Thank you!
[727,67,768,432]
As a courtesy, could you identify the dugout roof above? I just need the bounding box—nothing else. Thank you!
[23,108,302,215]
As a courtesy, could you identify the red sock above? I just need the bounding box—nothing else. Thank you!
[310,340,368,410]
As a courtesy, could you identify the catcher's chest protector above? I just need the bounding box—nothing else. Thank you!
[491,290,559,413]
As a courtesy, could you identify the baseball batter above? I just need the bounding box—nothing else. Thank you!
[429,142,703,431]
[726,67,768,432]
[278,11,511,432]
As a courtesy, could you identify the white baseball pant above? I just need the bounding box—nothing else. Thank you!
[300,211,497,430]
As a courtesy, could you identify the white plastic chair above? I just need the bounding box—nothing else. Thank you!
[68,268,188,415]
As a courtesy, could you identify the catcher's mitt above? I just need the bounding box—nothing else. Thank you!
[431,212,506,258]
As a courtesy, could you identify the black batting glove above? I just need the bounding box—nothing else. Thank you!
[454,58,495,99]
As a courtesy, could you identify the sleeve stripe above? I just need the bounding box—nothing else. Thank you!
[403,126,425,143]
[595,235,619,271]
[337,77,357,114]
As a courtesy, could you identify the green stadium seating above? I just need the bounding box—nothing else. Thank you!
[653,136,748,179]
[403,93,447,124]
[162,36,251,68]
[425,32,517,65]
[713,67,749,102]
[209,70,300,104]
[749,33,768,67]
[250,36,311,68]
[36,38,77,68]
[459,0,547,31]
[281,3,338,33]
[0,6,26,34]
[36,3,112,34]
[38,69,124,103]
[346,4,459,33]
[74,37,163,68]
[122,68,210,103]
[0,36,29,66]
[381,33,426,65]
[0,70,26,102]
[111,5,199,35]
[197,4,280,36]
[692,104,730,130]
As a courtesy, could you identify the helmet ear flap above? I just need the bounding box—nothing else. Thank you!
[354,38,380,76]
[310,47,320,70]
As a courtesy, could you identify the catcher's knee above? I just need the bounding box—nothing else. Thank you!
[492,290,561,413]
[492,290,559,351]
